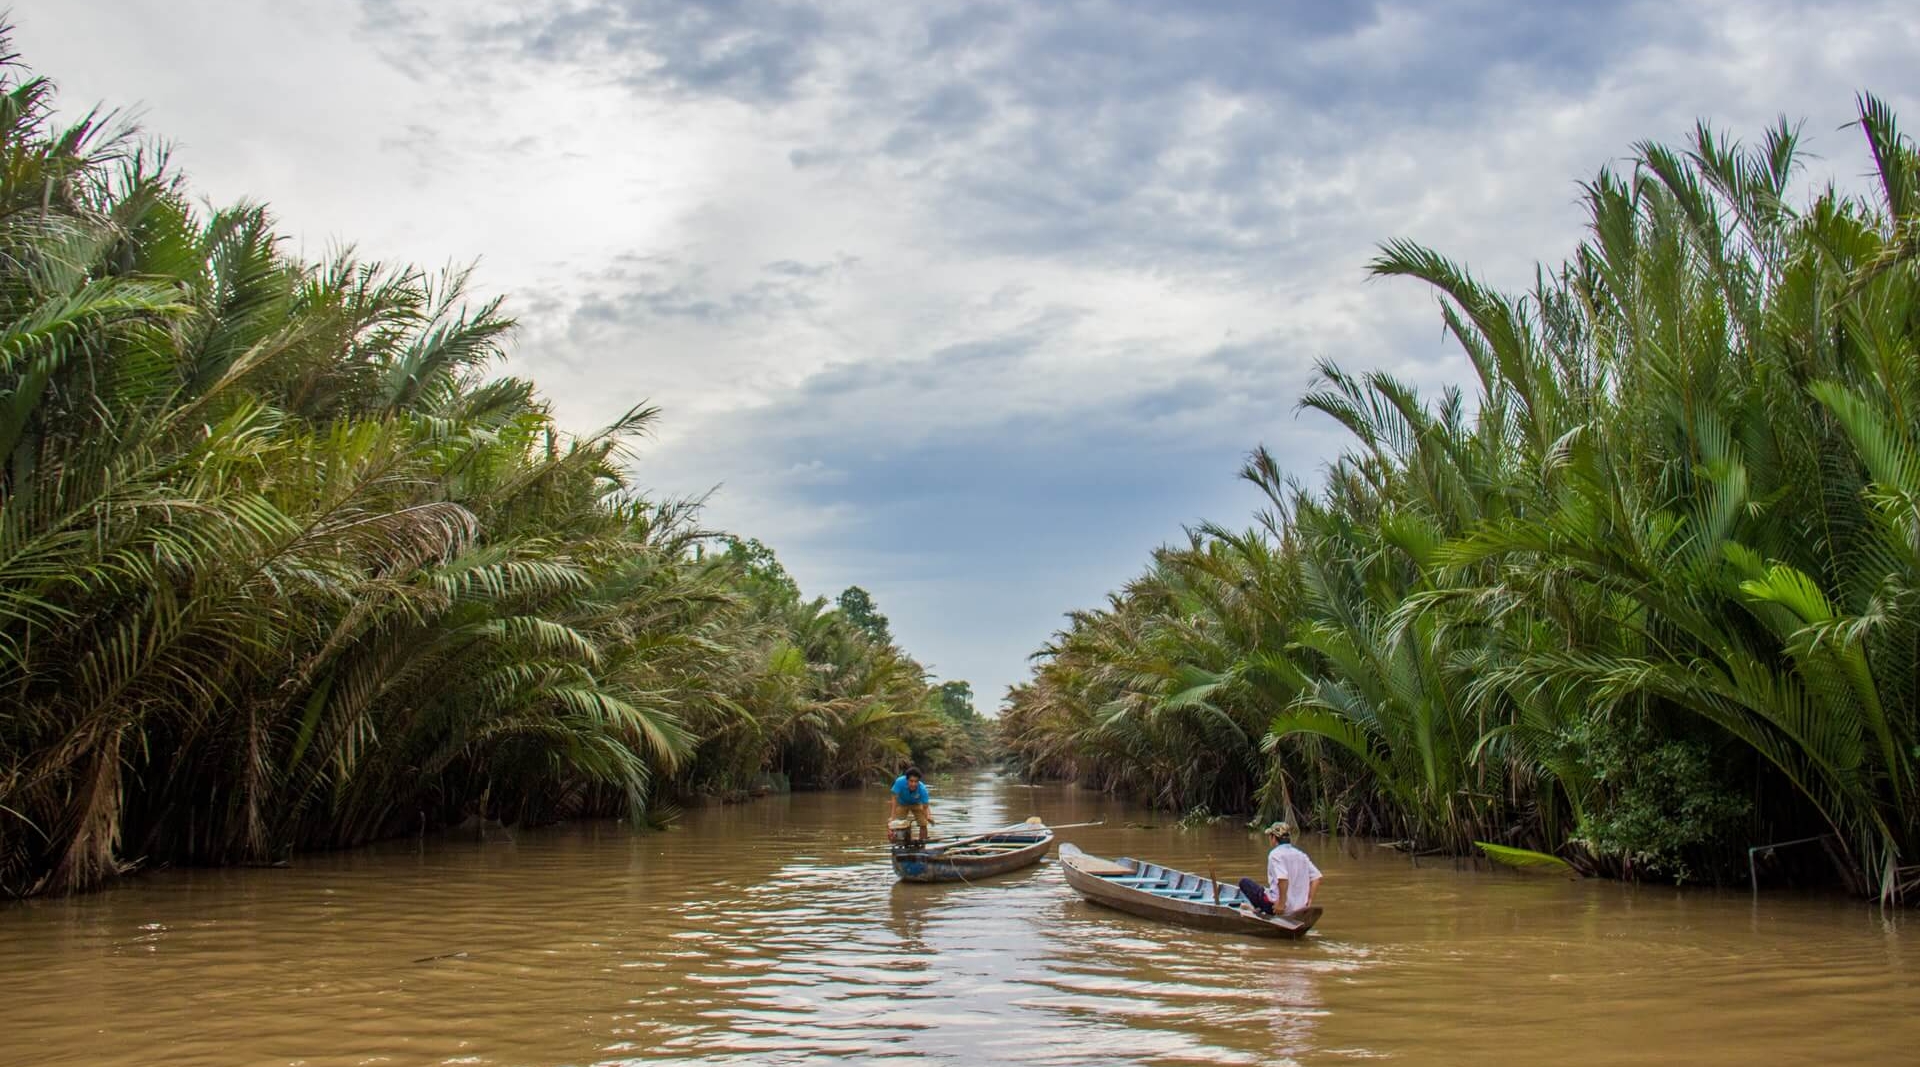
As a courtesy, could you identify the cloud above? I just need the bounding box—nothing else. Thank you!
[368,0,837,102]
[630,303,1376,695]
[20,0,1918,707]
[569,253,850,326]
[371,0,1919,705]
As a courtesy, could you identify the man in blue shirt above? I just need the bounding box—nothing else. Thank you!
[888,766,934,843]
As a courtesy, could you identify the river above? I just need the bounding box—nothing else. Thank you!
[1,772,1912,1065]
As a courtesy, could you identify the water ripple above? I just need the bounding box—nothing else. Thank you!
[1,774,1914,1066]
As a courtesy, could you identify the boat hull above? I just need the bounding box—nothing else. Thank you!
[892,830,1053,883]
[1058,843,1321,939]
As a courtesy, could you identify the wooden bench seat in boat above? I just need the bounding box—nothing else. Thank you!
[1069,855,1137,877]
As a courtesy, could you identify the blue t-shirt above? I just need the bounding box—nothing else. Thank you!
[891,775,929,805]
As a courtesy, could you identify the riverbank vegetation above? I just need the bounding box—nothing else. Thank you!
[1002,100,1920,900]
[0,39,975,898]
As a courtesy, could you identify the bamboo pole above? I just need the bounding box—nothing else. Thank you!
[925,818,1104,853]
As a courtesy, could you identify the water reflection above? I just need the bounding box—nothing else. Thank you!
[885,882,935,952]
[0,771,1913,1066]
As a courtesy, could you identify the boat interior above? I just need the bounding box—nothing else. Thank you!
[910,831,1051,859]
[1099,857,1246,907]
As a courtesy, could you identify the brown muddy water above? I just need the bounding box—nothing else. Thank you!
[1,772,1913,1066]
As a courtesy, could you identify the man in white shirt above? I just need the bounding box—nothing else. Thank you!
[1236,821,1322,917]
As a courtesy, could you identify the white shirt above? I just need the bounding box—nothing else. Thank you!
[1267,843,1321,913]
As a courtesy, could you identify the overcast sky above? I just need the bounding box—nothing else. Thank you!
[22,1,1919,707]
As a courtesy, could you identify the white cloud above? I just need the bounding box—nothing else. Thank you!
[18,0,1920,704]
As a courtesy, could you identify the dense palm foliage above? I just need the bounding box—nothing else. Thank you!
[1004,99,1920,899]
[0,41,976,898]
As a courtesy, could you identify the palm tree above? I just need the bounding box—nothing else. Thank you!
[0,31,945,897]
[1012,96,1920,898]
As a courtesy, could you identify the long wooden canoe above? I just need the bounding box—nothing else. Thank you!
[1058,842,1321,939]
[891,825,1054,883]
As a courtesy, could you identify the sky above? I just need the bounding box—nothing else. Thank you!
[20,0,1920,708]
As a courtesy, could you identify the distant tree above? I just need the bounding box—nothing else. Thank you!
[835,585,891,643]
[935,680,976,722]
[906,679,989,769]
[723,536,801,607]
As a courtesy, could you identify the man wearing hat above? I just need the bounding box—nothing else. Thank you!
[1237,821,1322,918]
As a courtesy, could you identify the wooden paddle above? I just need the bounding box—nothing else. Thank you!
[1207,855,1220,906]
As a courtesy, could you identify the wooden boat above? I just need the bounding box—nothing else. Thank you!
[891,819,1054,883]
[1058,842,1321,939]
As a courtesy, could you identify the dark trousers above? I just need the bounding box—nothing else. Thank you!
[1237,877,1275,914]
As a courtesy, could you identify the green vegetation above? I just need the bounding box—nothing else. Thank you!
[1002,99,1920,900]
[835,585,891,644]
[0,38,975,898]
[911,680,991,772]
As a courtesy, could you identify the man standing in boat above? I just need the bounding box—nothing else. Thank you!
[888,766,935,844]
[1237,821,1321,918]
